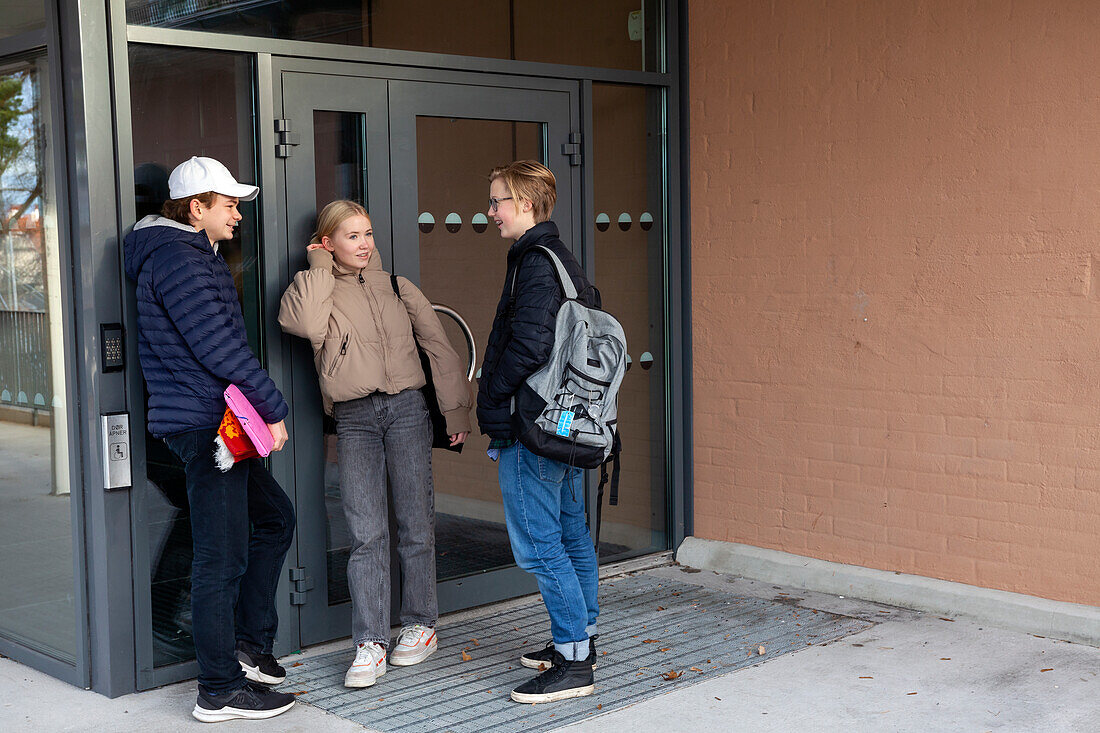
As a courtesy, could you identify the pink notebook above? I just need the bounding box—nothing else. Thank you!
[223,384,275,458]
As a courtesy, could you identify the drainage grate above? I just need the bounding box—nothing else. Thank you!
[287,572,873,732]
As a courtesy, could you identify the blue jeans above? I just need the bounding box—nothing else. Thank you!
[498,442,598,658]
[163,426,296,694]
[334,390,437,647]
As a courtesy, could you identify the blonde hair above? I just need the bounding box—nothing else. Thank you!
[489,160,556,223]
[310,199,369,246]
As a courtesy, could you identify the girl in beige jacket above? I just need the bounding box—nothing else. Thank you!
[278,200,471,689]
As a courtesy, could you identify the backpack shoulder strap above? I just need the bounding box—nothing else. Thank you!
[508,245,579,301]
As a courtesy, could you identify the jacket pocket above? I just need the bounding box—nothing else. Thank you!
[327,334,350,377]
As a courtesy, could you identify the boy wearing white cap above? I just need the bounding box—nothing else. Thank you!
[124,156,297,723]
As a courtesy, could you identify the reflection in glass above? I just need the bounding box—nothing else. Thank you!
[415,116,544,579]
[0,56,76,662]
[0,1,46,42]
[125,0,664,72]
[129,45,260,667]
[311,110,369,605]
[592,83,668,559]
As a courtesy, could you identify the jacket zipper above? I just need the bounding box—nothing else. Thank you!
[362,273,394,392]
[328,334,349,376]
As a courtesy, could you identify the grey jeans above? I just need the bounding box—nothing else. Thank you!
[334,389,438,647]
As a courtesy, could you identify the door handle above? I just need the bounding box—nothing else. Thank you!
[432,304,477,381]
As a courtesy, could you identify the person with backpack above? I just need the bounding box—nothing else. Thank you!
[478,160,609,704]
[278,199,472,689]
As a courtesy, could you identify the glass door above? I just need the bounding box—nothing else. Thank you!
[386,80,578,614]
[278,71,392,646]
[278,68,578,646]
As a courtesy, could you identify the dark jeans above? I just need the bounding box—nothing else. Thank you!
[163,426,296,694]
[334,389,437,647]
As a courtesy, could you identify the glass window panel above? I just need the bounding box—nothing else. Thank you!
[0,55,77,663]
[309,111,369,605]
[124,0,664,72]
[0,1,46,42]
[314,111,366,209]
[592,83,667,560]
[416,116,543,580]
[128,45,259,667]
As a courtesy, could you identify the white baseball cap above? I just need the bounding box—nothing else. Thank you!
[168,156,259,201]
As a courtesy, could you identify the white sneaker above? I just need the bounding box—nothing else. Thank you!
[344,642,386,688]
[388,625,438,666]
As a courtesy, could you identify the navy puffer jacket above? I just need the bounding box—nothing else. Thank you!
[124,216,288,438]
[477,221,599,439]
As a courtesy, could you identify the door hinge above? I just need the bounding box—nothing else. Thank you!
[561,132,582,166]
[288,566,314,605]
[275,119,300,158]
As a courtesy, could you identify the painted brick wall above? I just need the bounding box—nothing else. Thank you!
[689,0,1100,606]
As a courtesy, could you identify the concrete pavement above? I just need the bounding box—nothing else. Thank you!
[1,563,1097,732]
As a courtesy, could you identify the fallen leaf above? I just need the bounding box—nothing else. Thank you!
[642,639,660,643]
[938,617,955,622]
[538,663,548,671]
[291,662,302,667]
[661,670,682,680]
[597,704,603,710]
[859,676,873,679]
[906,692,918,696]
[656,606,666,611]
[658,648,670,652]
[706,659,712,663]
[690,667,703,672]
[292,691,307,696]
[757,645,766,655]
[471,639,480,646]
[715,697,722,701]
[1040,668,1053,672]
[940,658,951,661]
[461,650,471,661]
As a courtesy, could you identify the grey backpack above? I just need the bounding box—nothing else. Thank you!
[510,245,627,531]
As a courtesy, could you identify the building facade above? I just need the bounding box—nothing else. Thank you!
[3,0,1098,700]
[0,0,690,696]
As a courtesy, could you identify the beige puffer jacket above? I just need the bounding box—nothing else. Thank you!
[278,247,472,435]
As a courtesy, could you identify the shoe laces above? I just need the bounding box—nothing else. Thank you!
[397,624,430,647]
[355,642,384,663]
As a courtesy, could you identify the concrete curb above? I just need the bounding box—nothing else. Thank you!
[676,537,1100,647]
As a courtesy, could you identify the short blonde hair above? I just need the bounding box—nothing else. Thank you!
[489,160,556,223]
[311,199,369,246]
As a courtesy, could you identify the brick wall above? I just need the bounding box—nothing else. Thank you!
[689,0,1100,606]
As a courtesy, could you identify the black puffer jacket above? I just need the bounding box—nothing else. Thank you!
[477,221,599,439]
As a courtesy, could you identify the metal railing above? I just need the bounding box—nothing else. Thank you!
[0,310,51,408]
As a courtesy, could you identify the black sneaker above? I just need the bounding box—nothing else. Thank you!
[520,635,598,670]
[511,651,595,704]
[237,647,287,685]
[192,681,296,723]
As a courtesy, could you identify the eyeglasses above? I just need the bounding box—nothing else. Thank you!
[488,196,513,212]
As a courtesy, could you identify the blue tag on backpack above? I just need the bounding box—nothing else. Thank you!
[556,411,574,437]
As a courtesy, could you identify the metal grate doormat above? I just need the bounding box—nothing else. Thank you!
[285,572,873,732]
